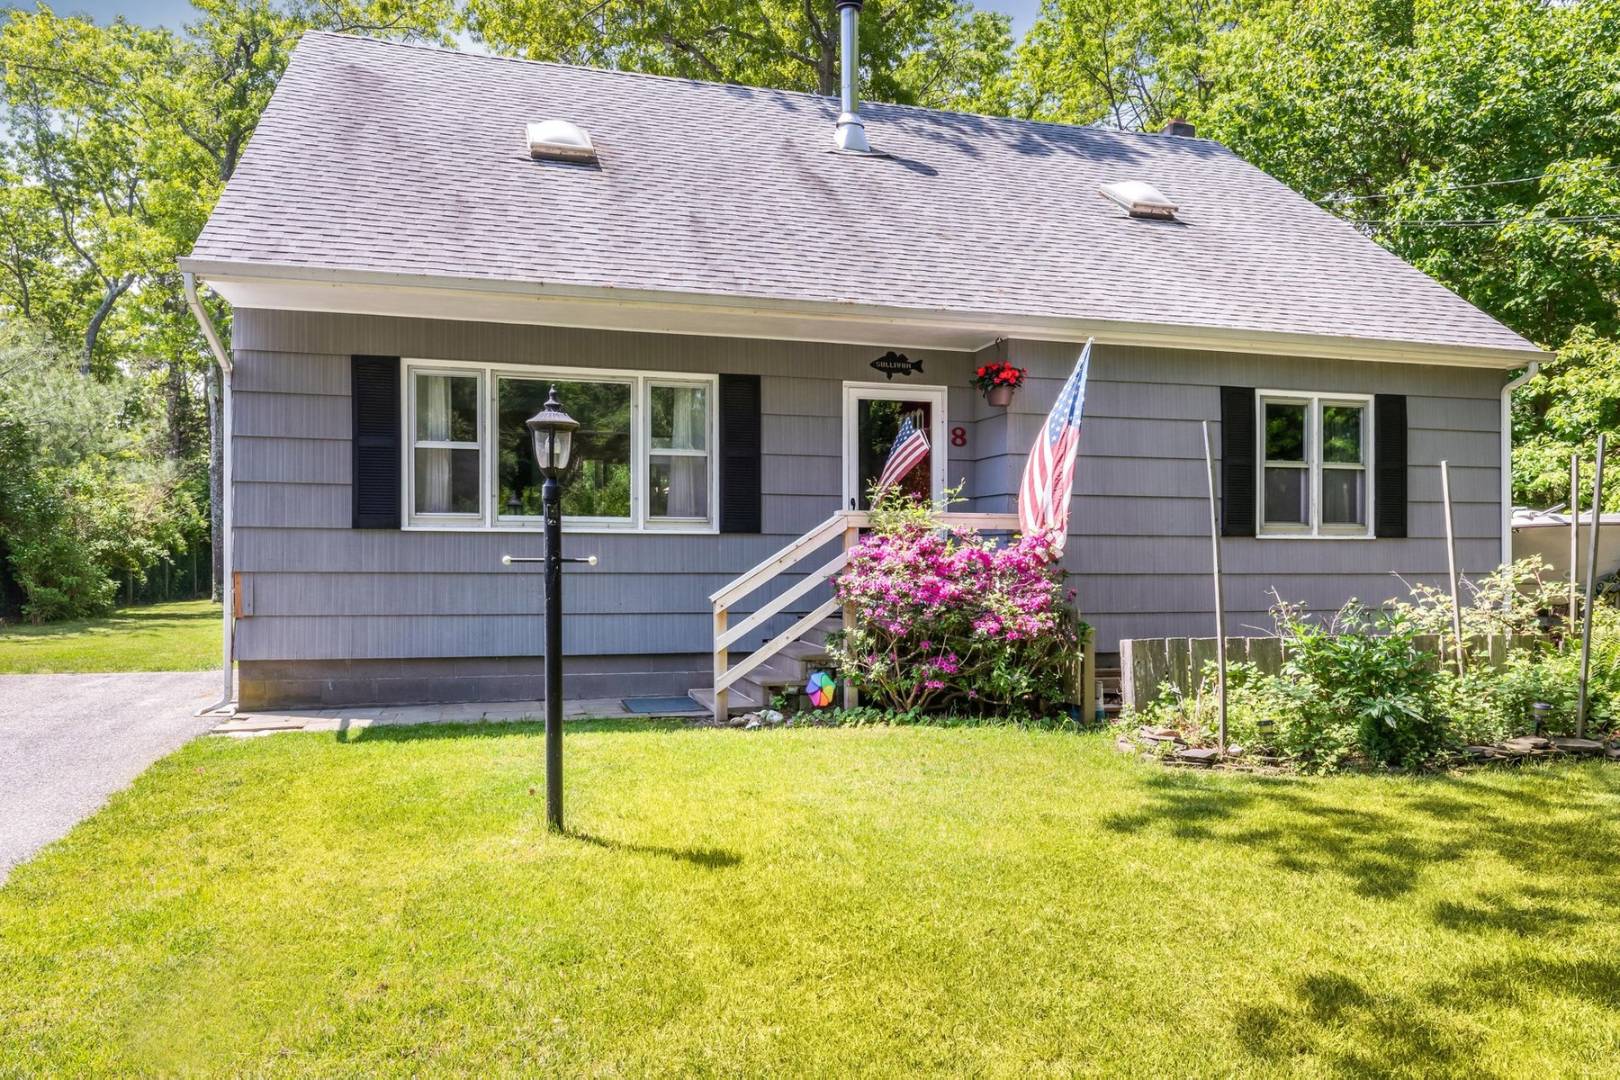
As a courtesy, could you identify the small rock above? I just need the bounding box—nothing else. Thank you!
[1174,747,1221,766]
[743,718,762,730]
[1463,745,1499,760]
[1226,744,1245,758]
[1551,737,1605,756]
[1606,746,1620,761]
[1115,736,1136,754]
[759,708,785,726]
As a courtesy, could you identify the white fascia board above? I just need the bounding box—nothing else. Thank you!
[178,258,1550,369]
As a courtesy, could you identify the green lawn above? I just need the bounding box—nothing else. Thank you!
[0,598,220,673]
[3,724,1619,1076]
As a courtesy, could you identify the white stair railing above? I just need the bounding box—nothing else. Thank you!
[707,510,1020,718]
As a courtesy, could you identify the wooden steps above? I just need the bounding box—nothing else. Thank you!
[692,618,841,717]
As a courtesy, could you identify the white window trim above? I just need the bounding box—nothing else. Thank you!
[400,358,719,534]
[1255,388,1375,540]
[404,366,486,527]
[841,381,950,510]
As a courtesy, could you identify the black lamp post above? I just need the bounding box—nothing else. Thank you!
[501,385,592,832]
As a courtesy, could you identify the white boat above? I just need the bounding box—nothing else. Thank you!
[1511,507,1620,584]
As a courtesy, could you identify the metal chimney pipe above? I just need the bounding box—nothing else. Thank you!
[833,0,871,153]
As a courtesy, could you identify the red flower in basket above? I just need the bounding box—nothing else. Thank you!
[972,362,1023,396]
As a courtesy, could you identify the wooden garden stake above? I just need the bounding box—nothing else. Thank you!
[1201,421,1227,756]
[1440,460,1466,676]
[1577,434,1606,739]
[1569,453,1581,639]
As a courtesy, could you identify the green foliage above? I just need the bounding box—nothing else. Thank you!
[1389,556,1565,640]
[1274,603,1444,771]
[0,322,201,621]
[1125,578,1620,773]
[460,0,1015,112]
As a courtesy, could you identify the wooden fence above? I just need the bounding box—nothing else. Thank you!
[1119,633,1536,712]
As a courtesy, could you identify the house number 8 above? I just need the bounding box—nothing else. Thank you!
[950,426,967,448]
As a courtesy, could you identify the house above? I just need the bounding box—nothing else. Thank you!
[180,23,1546,712]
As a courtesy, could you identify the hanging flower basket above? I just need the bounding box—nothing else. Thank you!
[973,360,1026,406]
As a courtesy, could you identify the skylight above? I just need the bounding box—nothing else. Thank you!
[527,120,597,163]
[1099,180,1178,220]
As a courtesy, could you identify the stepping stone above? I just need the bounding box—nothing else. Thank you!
[1501,736,1551,753]
[1550,737,1605,756]
[1173,747,1221,766]
[1606,746,1620,761]
[1137,726,1183,744]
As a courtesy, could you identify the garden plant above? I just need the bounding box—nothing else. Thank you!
[827,489,1083,721]
[1124,558,1620,772]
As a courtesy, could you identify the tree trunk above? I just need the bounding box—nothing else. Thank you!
[81,276,131,375]
[206,361,224,603]
[817,37,837,97]
[166,357,188,459]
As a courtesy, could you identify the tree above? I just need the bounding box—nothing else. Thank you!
[1019,0,1620,509]
[0,1,456,603]
[461,0,1015,112]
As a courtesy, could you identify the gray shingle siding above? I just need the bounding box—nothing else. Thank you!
[1004,340,1502,649]
[231,311,1505,701]
[230,310,976,679]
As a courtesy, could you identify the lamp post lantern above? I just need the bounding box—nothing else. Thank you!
[501,385,593,832]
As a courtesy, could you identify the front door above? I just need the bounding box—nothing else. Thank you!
[842,383,948,510]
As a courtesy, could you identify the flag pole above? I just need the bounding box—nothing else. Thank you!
[1201,420,1227,756]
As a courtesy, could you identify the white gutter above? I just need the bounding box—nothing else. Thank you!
[176,256,1551,371]
[1501,359,1541,568]
[183,271,235,714]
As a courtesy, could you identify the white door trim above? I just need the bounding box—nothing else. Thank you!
[841,381,949,509]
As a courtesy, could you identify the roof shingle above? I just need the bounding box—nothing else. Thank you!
[190,32,1538,357]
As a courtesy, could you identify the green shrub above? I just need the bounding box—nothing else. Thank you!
[1274,603,1445,770]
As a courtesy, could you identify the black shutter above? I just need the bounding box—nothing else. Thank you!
[1219,386,1256,537]
[717,373,762,533]
[351,356,402,529]
[1374,393,1408,538]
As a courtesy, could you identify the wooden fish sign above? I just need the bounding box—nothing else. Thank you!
[870,350,924,380]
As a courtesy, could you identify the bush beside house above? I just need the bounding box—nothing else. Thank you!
[827,493,1083,721]
[1123,559,1620,772]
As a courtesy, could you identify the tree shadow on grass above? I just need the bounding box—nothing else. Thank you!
[1104,764,1620,1069]
[569,831,742,869]
[1102,767,1620,906]
[1234,957,1620,1076]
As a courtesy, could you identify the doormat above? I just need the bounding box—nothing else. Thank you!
[622,696,705,715]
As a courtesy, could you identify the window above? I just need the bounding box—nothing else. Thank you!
[1257,390,1371,537]
[409,370,483,522]
[405,360,716,531]
[648,383,709,520]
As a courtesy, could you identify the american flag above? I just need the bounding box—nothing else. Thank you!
[876,412,930,494]
[1018,339,1093,555]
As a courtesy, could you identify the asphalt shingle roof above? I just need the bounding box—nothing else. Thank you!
[190,32,1539,357]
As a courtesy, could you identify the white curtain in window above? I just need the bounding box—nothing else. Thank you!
[420,375,451,512]
[669,387,701,516]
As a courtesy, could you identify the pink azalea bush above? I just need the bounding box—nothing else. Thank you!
[827,495,1082,718]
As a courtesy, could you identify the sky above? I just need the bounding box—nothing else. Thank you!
[16,1,1045,39]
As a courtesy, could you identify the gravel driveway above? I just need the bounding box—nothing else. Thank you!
[0,671,220,882]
